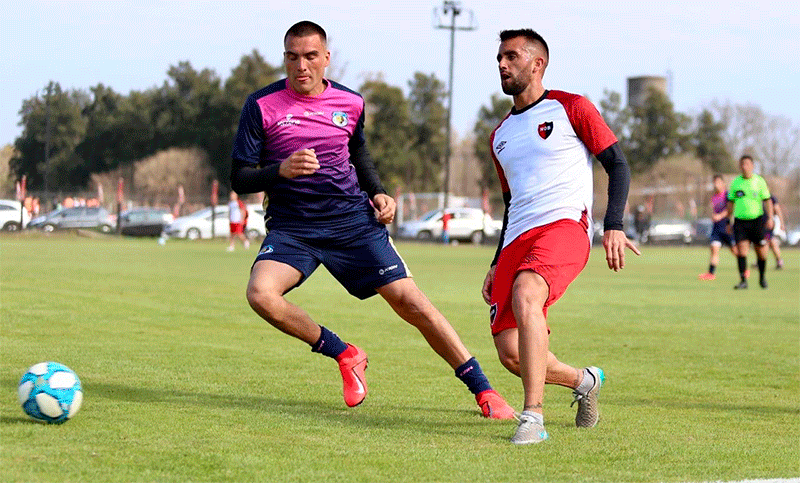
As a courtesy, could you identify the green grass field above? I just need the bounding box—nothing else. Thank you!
[1,234,798,482]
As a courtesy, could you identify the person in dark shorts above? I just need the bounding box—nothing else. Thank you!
[726,155,774,289]
[699,175,740,280]
[229,21,514,419]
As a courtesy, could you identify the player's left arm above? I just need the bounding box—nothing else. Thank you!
[348,112,393,223]
[762,180,774,230]
[596,143,641,270]
[566,94,640,271]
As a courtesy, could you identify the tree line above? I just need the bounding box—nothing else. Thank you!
[10,50,798,199]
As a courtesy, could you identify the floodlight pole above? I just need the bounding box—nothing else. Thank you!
[435,1,476,212]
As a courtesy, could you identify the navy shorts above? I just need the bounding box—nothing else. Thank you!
[709,221,734,247]
[253,212,410,300]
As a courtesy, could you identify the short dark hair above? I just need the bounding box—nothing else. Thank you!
[713,174,724,182]
[284,21,327,45]
[499,29,549,58]
[740,155,753,163]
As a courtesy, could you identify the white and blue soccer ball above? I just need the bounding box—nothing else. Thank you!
[18,362,83,424]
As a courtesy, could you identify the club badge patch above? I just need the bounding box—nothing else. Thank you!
[332,111,348,127]
[538,121,553,139]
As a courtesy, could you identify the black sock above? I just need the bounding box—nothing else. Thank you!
[310,326,348,359]
[455,357,492,395]
[757,258,766,280]
[708,264,716,275]
[737,256,747,279]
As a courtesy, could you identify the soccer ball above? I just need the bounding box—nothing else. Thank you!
[18,362,83,424]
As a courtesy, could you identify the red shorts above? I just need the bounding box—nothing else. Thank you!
[230,222,244,235]
[489,218,590,336]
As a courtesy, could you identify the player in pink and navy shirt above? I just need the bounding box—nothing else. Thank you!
[482,29,639,444]
[698,175,740,280]
[230,21,514,419]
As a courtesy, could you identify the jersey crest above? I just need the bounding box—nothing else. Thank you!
[538,121,553,139]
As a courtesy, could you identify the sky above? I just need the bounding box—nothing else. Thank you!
[2,0,799,147]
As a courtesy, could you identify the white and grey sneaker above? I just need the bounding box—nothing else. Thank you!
[571,366,605,428]
[510,413,549,445]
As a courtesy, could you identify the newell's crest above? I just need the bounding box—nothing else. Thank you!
[332,111,349,127]
[538,121,553,139]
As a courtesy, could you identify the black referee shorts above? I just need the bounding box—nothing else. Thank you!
[733,217,767,246]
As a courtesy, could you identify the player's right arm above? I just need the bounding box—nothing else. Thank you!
[230,96,320,194]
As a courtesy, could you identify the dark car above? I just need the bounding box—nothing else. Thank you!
[119,208,174,237]
[29,207,115,233]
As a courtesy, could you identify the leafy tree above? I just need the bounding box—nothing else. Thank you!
[406,72,447,192]
[599,89,630,141]
[625,87,691,173]
[360,79,415,192]
[11,83,89,190]
[692,109,731,172]
[472,93,512,191]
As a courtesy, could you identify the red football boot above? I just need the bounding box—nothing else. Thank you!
[336,344,368,407]
[476,389,517,419]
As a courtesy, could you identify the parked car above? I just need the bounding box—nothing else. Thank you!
[0,199,30,231]
[162,204,266,240]
[29,206,115,233]
[640,218,694,244]
[119,208,174,237]
[397,207,501,244]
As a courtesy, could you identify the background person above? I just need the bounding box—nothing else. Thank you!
[227,191,250,251]
[699,175,740,280]
[726,155,773,289]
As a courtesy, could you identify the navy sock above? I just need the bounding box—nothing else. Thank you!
[310,326,348,359]
[455,357,492,395]
[708,264,716,275]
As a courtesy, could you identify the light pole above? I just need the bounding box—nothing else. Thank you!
[434,1,476,212]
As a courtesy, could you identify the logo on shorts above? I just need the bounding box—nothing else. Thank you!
[538,121,553,139]
[259,245,274,255]
[332,111,348,127]
[489,303,498,325]
[379,264,398,275]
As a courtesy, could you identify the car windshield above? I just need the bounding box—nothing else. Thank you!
[420,209,441,221]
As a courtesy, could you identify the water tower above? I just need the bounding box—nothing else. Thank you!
[627,76,668,108]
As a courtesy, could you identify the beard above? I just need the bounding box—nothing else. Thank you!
[501,75,528,96]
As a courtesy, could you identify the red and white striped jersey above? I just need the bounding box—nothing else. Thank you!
[490,90,617,248]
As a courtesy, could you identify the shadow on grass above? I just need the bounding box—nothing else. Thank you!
[611,396,799,415]
[2,375,501,437]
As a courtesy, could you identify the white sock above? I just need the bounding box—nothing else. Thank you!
[575,368,595,395]
[520,410,544,426]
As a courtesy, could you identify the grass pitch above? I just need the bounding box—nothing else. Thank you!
[1,234,798,482]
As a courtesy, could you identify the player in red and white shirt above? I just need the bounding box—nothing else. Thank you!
[481,29,640,444]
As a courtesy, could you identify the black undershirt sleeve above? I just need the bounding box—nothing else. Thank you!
[348,134,387,199]
[595,142,630,232]
[491,191,512,267]
[230,160,281,195]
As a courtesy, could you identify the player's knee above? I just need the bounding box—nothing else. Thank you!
[246,283,281,318]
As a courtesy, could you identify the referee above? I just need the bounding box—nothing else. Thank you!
[726,155,774,289]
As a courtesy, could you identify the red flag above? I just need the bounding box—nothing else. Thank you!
[481,188,491,216]
[116,177,124,204]
[211,180,219,206]
[178,184,185,205]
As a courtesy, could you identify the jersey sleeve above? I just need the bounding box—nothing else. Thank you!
[231,95,264,166]
[551,91,617,155]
